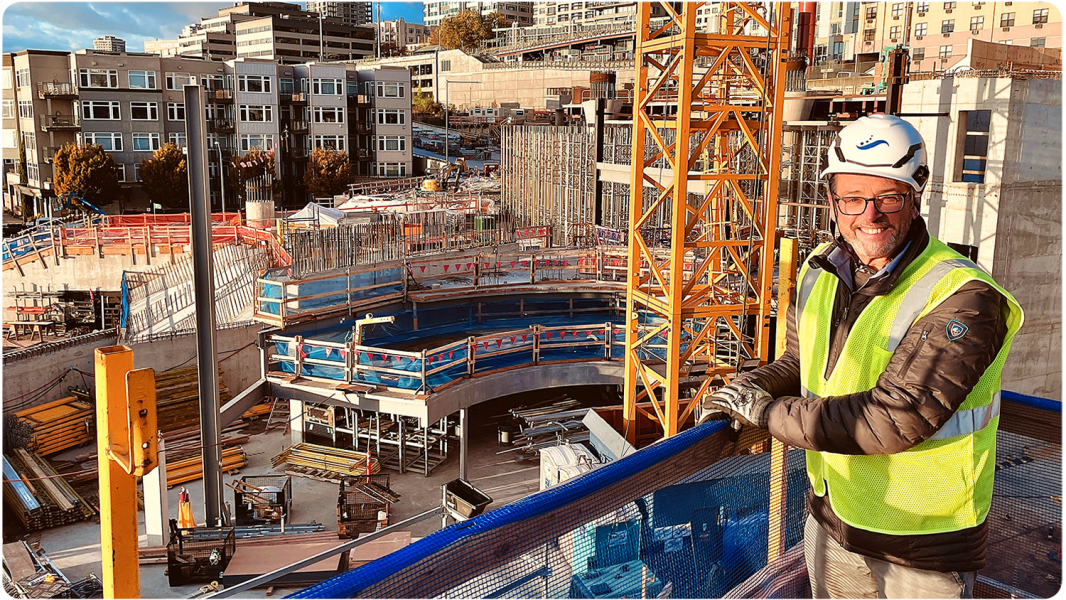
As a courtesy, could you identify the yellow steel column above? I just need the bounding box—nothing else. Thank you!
[95,345,139,598]
[767,237,798,563]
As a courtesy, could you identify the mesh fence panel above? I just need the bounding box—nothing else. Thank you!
[286,394,1059,599]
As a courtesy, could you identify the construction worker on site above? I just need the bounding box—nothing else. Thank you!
[702,114,1024,599]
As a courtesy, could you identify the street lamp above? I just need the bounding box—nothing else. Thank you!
[444,79,479,179]
[214,142,226,217]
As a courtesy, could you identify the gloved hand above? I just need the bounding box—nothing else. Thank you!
[699,381,773,429]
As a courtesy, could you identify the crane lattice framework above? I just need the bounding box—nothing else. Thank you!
[623,2,791,441]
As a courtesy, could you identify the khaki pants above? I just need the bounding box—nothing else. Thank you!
[804,515,976,599]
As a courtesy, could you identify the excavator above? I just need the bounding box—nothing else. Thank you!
[421,157,468,192]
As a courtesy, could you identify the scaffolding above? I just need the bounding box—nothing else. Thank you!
[777,124,838,259]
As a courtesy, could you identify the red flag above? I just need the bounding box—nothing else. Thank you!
[496,262,502,268]
[563,260,569,266]
[324,347,332,358]
[510,336,516,345]
[438,354,444,362]
[455,263,462,271]
[444,264,450,272]
[510,261,516,268]
[340,349,347,358]
[599,330,605,336]
[522,334,528,343]
[449,350,454,359]
[420,265,426,273]
[298,344,306,358]
[483,341,490,350]
[546,332,553,340]
[496,339,503,348]
[466,263,472,269]
[484,262,490,268]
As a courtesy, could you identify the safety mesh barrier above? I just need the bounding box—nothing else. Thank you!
[285,391,1059,599]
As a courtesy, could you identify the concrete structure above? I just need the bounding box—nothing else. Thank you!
[93,35,126,53]
[902,75,1061,399]
[305,1,372,26]
[812,1,1061,70]
[422,1,532,28]
[377,18,433,53]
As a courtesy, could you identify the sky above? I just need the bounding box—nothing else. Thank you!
[0,1,424,54]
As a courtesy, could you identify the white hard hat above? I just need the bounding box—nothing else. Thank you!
[821,114,930,193]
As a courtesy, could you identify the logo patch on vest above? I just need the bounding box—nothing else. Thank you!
[946,319,969,341]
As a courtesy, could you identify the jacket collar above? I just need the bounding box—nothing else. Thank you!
[811,216,931,294]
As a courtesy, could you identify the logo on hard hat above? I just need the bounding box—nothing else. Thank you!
[857,139,890,150]
[946,319,969,341]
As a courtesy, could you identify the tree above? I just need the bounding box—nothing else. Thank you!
[380,40,404,57]
[138,143,188,211]
[413,92,445,118]
[305,147,353,198]
[436,10,508,51]
[227,147,279,205]
[52,143,121,210]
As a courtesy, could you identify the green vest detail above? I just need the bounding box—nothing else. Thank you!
[796,237,1024,536]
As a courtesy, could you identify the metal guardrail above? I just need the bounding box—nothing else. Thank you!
[3,328,119,363]
[483,59,634,71]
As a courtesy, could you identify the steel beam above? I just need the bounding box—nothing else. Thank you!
[186,83,224,525]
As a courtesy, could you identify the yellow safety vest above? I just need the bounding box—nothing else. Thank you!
[796,237,1023,535]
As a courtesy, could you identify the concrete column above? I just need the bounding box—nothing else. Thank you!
[459,408,468,481]
[143,435,169,547]
[289,399,304,446]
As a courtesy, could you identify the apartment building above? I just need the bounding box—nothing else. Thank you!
[93,36,126,53]
[423,2,533,28]
[358,66,413,177]
[532,2,663,27]
[305,2,373,27]
[378,18,434,52]
[812,2,1061,70]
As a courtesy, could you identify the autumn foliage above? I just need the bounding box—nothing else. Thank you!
[433,10,508,51]
[52,143,121,209]
[228,147,279,204]
[138,143,188,211]
[305,146,354,198]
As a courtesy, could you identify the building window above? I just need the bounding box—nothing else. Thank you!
[169,132,187,148]
[958,110,989,183]
[312,106,344,123]
[128,70,156,89]
[21,132,35,151]
[83,132,122,152]
[376,82,405,98]
[972,1,984,9]
[892,3,904,18]
[167,102,185,121]
[1001,13,1015,27]
[440,60,452,72]
[239,104,272,122]
[941,19,954,34]
[970,16,984,31]
[132,133,161,152]
[890,26,901,39]
[238,74,272,93]
[864,29,876,42]
[376,108,406,125]
[939,45,953,60]
[26,162,38,183]
[312,78,342,95]
[1033,8,1049,24]
[313,135,345,150]
[1,100,13,119]
[917,1,929,14]
[81,100,121,120]
[166,72,196,90]
[78,68,118,88]
[915,22,928,37]
[1031,37,1047,48]
[943,1,956,9]
[865,5,877,20]
[201,74,225,90]
[14,68,29,88]
[240,134,273,152]
[375,162,406,177]
[17,100,32,118]
[130,101,158,120]
[280,78,294,94]
[912,47,926,60]
[116,164,126,182]
[375,135,406,152]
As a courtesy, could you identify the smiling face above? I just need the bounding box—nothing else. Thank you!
[828,173,919,270]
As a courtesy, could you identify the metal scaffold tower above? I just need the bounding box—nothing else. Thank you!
[623,2,791,440]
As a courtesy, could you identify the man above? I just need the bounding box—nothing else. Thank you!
[702,114,1024,599]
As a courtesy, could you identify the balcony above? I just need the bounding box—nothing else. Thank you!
[347,93,371,106]
[36,82,77,99]
[208,88,234,102]
[282,92,308,104]
[355,148,371,160]
[354,122,372,134]
[211,118,235,133]
[288,119,308,133]
[39,113,80,131]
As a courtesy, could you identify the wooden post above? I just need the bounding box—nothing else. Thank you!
[767,237,798,564]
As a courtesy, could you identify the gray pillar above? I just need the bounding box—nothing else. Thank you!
[290,399,304,446]
[186,83,223,527]
[143,435,168,547]
[459,408,468,481]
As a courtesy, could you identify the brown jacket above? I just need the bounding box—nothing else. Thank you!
[739,218,1009,572]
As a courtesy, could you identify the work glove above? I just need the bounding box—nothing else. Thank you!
[699,381,773,429]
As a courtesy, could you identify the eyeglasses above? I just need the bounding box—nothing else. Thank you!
[833,193,909,216]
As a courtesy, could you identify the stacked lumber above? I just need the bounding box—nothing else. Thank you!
[11,396,94,456]
[240,400,273,421]
[167,446,247,487]
[155,366,232,432]
[3,449,93,531]
[272,443,380,483]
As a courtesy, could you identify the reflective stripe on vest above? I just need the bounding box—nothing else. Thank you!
[801,387,1001,442]
[886,258,979,351]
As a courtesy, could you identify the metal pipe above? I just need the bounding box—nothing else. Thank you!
[185,83,224,526]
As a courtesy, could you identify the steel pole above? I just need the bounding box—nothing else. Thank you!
[215,142,226,217]
[185,83,224,526]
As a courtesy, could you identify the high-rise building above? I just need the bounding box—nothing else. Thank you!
[93,35,126,52]
[305,2,372,26]
[423,2,532,28]
[378,18,433,52]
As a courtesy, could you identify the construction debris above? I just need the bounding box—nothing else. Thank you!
[6,395,94,456]
[2,541,102,599]
[337,474,398,538]
[271,443,380,482]
[501,398,593,462]
[2,450,93,531]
